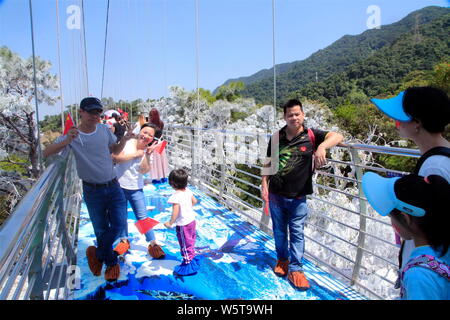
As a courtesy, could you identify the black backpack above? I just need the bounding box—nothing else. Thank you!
[412,146,450,174]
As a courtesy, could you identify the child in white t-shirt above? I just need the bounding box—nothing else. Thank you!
[164,168,201,276]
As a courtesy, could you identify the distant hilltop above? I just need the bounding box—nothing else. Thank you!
[216,6,450,106]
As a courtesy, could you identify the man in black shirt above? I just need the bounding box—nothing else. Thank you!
[261,99,343,290]
[112,114,126,141]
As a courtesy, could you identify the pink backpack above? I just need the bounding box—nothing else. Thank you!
[400,254,450,298]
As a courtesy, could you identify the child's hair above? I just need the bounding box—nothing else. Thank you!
[391,175,450,256]
[169,168,188,190]
[403,86,450,133]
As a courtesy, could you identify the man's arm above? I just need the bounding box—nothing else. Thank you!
[261,174,269,202]
[43,128,78,158]
[314,131,344,168]
[111,149,145,164]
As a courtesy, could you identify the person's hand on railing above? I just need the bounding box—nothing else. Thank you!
[314,145,327,168]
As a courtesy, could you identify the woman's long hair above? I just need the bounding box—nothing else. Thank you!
[149,108,164,131]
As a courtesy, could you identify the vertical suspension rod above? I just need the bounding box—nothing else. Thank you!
[28,0,43,173]
[101,0,110,99]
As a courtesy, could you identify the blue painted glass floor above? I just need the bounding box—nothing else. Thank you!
[74,182,366,300]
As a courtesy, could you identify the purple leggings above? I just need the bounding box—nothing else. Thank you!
[176,220,196,264]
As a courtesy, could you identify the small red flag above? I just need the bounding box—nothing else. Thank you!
[135,217,160,234]
[264,201,269,216]
[63,113,74,135]
[156,140,167,154]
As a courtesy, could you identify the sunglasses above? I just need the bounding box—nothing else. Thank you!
[86,109,102,116]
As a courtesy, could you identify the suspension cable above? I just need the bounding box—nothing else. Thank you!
[272,0,276,131]
[55,0,65,132]
[195,0,200,120]
[81,0,89,95]
[101,0,110,99]
[28,0,43,173]
[162,0,168,98]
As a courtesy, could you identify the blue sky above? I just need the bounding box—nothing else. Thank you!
[0,0,449,118]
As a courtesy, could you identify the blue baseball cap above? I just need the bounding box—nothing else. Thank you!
[362,172,426,217]
[370,91,413,122]
[80,97,103,112]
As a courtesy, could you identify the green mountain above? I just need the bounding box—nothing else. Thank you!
[217,6,450,105]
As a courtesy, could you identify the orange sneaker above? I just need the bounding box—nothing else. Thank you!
[105,263,120,281]
[273,259,289,277]
[148,244,166,259]
[288,271,310,290]
[113,239,130,256]
[86,246,102,276]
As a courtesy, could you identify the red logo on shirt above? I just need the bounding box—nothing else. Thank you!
[300,146,307,152]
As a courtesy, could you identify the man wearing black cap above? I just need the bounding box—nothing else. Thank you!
[44,97,133,281]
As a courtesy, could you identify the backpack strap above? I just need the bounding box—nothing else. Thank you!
[307,128,316,152]
[413,147,450,174]
[400,254,450,298]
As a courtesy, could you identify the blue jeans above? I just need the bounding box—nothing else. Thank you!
[269,192,309,272]
[120,188,156,243]
[83,181,127,267]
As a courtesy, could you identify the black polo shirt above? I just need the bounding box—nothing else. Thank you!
[266,125,328,198]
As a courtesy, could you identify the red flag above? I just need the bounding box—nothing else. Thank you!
[63,113,74,135]
[135,217,160,234]
[264,201,269,216]
[156,140,167,154]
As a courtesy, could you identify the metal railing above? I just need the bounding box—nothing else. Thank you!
[165,125,421,300]
[0,149,82,300]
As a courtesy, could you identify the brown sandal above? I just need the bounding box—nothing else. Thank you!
[148,244,166,259]
[86,246,103,276]
[104,263,120,281]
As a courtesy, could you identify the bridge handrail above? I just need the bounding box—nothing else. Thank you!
[0,149,82,300]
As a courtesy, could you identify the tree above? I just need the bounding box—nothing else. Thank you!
[429,61,450,93]
[215,81,245,102]
[0,47,59,178]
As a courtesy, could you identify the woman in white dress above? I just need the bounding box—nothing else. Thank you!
[148,108,169,182]
[112,123,166,258]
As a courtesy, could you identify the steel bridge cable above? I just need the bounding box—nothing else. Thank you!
[162,0,168,97]
[127,0,131,119]
[71,25,79,123]
[55,0,64,132]
[101,0,110,99]
[77,0,86,98]
[195,0,200,116]
[272,0,277,131]
[81,0,89,95]
[28,0,43,173]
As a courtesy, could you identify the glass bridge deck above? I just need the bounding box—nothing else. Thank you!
[74,182,366,300]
